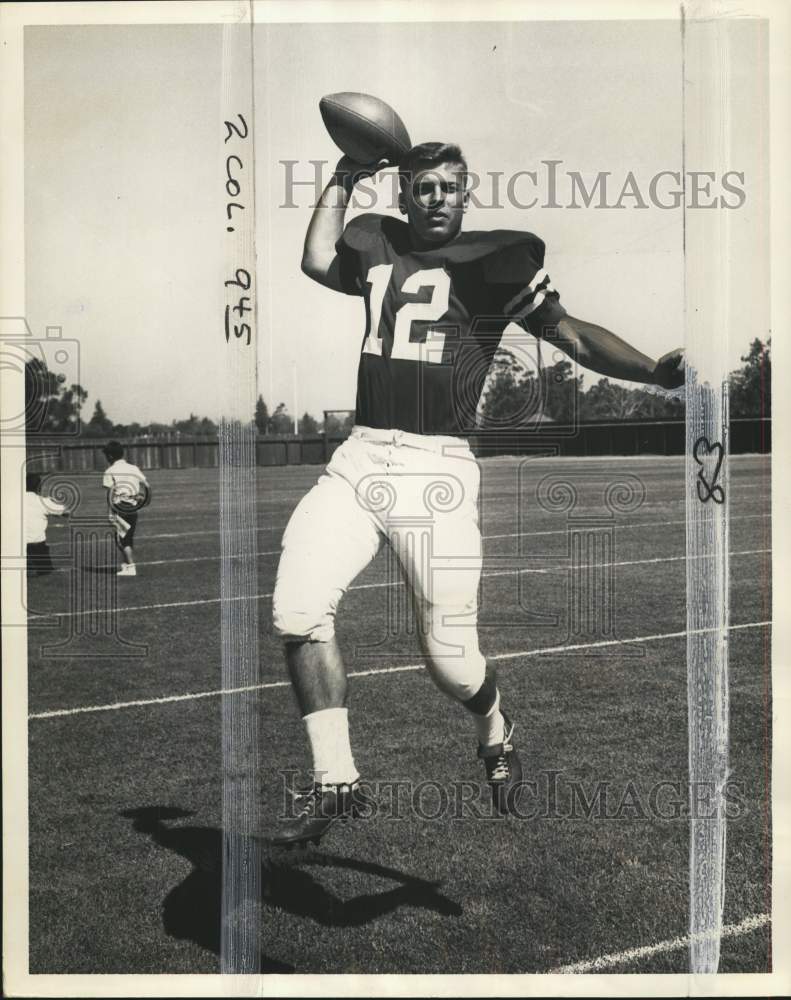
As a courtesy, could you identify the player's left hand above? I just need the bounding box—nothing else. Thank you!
[652,348,685,390]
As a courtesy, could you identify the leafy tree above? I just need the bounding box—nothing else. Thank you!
[580,378,637,421]
[298,411,319,434]
[323,413,342,434]
[478,348,580,427]
[323,412,355,435]
[478,351,542,427]
[633,385,684,420]
[729,338,770,417]
[538,357,582,424]
[170,413,218,437]
[25,357,87,435]
[147,422,173,438]
[268,402,293,435]
[579,378,683,421]
[56,385,88,429]
[84,399,114,437]
[254,394,269,434]
[112,421,144,439]
[25,357,59,429]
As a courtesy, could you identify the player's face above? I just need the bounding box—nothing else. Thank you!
[400,161,468,246]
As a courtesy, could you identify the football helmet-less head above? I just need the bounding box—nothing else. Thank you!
[398,142,470,248]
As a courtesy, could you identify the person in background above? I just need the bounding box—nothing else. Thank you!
[25,472,68,577]
[102,440,149,577]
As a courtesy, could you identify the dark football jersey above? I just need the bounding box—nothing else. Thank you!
[335,213,566,435]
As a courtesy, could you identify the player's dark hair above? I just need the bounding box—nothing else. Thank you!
[26,472,42,493]
[398,142,468,184]
[103,440,124,461]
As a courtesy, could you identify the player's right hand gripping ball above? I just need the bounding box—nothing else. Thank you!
[319,92,411,166]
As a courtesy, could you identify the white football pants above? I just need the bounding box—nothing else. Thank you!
[272,426,486,702]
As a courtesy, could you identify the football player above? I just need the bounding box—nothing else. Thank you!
[272,142,684,846]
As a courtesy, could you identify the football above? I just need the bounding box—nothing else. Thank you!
[319,92,411,166]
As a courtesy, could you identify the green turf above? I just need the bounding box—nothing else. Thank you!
[26,454,772,974]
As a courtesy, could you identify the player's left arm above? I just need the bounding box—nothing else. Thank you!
[494,242,684,390]
[555,314,685,390]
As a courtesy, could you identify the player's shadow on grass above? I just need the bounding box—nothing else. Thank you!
[122,806,461,967]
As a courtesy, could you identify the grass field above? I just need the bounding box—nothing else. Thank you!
[25,452,772,975]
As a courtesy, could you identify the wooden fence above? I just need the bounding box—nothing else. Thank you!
[25,418,770,472]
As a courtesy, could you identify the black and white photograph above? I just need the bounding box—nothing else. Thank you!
[1,0,788,994]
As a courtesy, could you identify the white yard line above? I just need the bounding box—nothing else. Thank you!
[120,511,769,566]
[552,912,770,974]
[483,511,769,542]
[28,619,770,720]
[45,495,770,547]
[28,547,771,621]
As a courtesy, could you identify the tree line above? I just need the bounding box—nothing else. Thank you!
[478,337,770,427]
[24,338,769,439]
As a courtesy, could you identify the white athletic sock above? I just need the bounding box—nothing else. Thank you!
[303,707,359,787]
[473,690,505,748]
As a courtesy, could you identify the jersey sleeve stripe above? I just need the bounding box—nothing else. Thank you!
[512,290,547,318]
[503,269,552,316]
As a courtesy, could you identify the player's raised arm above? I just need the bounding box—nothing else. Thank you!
[301,154,389,292]
[555,315,685,389]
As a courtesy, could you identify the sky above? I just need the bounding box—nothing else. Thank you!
[24,16,768,426]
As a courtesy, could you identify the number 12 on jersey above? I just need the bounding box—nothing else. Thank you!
[362,265,450,363]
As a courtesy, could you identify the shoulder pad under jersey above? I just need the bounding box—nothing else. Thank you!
[455,231,547,280]
[337,213,393,252]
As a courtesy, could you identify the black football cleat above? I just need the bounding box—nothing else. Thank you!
[478,711,524,816]
[271,779,368,849]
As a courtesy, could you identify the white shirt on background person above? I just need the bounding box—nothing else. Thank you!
[25,492,66,545]
[102,459,148,493]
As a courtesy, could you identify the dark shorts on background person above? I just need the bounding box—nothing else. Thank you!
[119,512,138,547]
[27,541,54,576]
